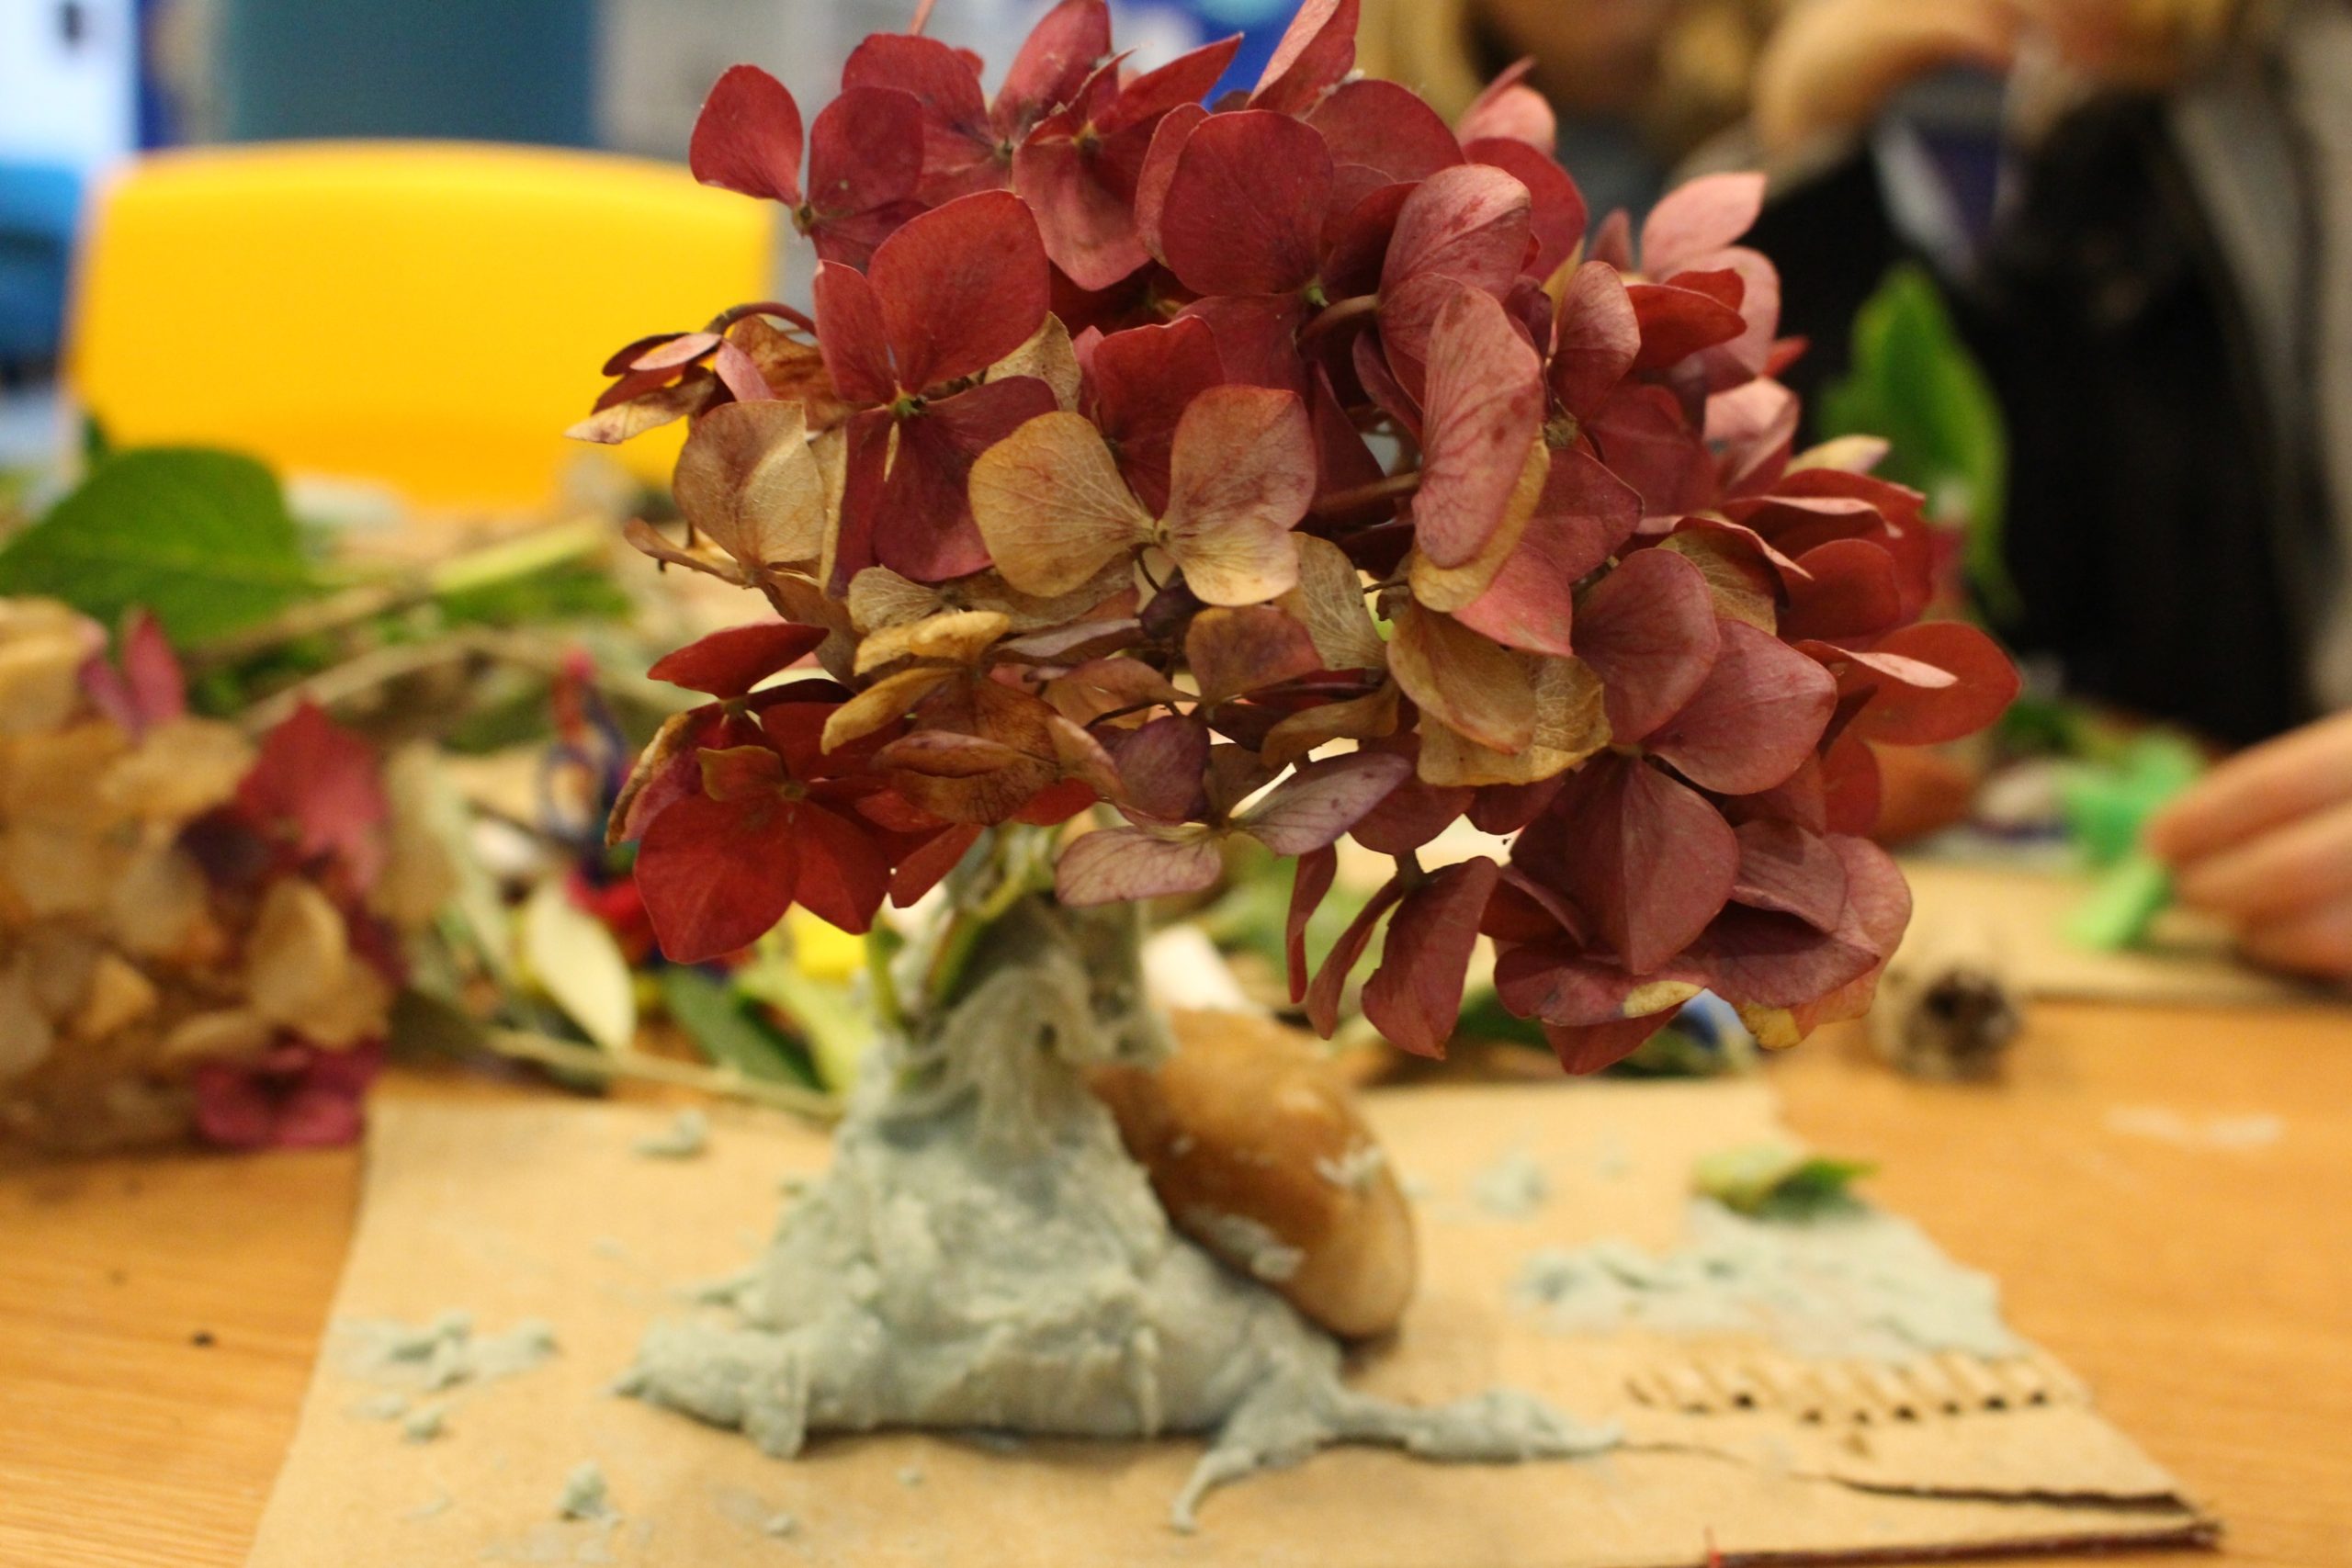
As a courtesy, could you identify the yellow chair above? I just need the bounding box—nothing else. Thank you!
[69,142,774,513]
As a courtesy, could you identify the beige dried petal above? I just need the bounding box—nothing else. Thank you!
[1417,654,1610,786]
[845,568,945,635]
[674,400,829,570]
[1280,536,1386,674]
[369,744,461,928]
[162,1008,273,1064]
[73,952,160,1041]
[988,314,1081,412]
[0,956,54,1080]
[1,722,130,829]
[0,600,98,738]
[100,717,255,821]
[24,925,101,1018]
[1261,683,1402,770]
[299,958,393,1050]
[1404,438,1549,613]
[0,826,121,918]
[820,667,952,753]
[109,844,211,958]
[853,610,1011,677]
[1657,530,1778,633]
[246,880,352,1030]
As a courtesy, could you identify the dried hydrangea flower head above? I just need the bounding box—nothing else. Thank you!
[0,602,439,1150]
[588,0,2018,1071]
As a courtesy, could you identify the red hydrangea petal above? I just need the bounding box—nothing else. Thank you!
[1362,856,1500,1057]
[810,261,899,404]
[1728,818,1848,930]
[1239,750,1413,855]
[871,376,1061,582]
[1573,547,1722,743]
[1550,260,1639,420]
[1308,78,1464,185]
[1306,872,1405,1037]
[1415,286,1545,569]
[1640,171,1765,277]
[1524,752,1738,975]
[1646,618,1837,795]
[1158,111,1333,296]
[1055,825,1226,906]
[808,85,924,219]
[1543,1010,1687,1076]
[995,0,1112,138]
[637,791,800,963]
[1628,279,1749,371]
[1845,622,2020,745]
[1492,943,1707,1027]
[689,64,806,205]
[1779,537,1905,642]
[1251,0,1359,116]
[1286,844,1339,1004]
[1585,384,1716,519]
[868,191,1051,392]
[841,33,997,202]
[646,621,828,698]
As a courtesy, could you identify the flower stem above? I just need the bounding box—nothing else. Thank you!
[1296,292,1380,348]
[1311,469,1423,519]
[481,1025,841,1122]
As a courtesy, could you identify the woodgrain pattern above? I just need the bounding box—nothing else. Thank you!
[0,1000,2346,1567]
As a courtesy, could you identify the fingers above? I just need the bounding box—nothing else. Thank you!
[2168,796,2352,923]
[1753,0,2023,155]
[2144,710,2352,864]
[2240,900,2352,984]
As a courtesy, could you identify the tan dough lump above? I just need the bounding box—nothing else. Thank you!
[1091,1009,1417,1338]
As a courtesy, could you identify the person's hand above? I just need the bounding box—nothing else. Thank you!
[2144,711,2352,982]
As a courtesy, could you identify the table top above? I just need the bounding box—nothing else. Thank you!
[3,998,2346,1568]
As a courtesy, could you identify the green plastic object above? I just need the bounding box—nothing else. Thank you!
[2056,732,2205,950]
[1691,1143,1874,1220]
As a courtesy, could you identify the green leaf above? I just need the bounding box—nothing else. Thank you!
[1818,265,2018,624]
[658,965,821,1090]
[0,447,318,643]
[1693,1143,1874,1218]
[2065,851,2175,953]
[733,934,877,1093]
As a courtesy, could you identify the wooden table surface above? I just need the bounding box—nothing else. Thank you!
[3,999,2347,1568]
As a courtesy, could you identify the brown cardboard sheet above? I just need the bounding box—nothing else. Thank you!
[245,1078,2213,1567]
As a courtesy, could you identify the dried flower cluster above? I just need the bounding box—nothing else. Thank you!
[0,602,437,1148]
[587,0,2018,1071]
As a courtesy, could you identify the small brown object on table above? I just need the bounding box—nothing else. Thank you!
[2,999,2347,1568]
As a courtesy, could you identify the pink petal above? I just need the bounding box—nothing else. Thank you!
[1779,537,1905,642]
[1055,825,1226,906]
[1843,622,2019,746]
[1114,715,1211,822]
[1362,856,1499,1056]
[1542,1011,1686,1076]
[869,191,1051,392]
[1492,944,1706,1027]
[1158,111,1333,296]
[1415,285,1545,570]
[646,621,828,699]
[1573,547,1721,742]
[121,610,187,726]
[1522,751,1737,975]
[1348,763,1474,856]
[1379,164,1536,330]
[1549,260,1638,420]
[1251,0,1359,116]
[1628,279,1749,371]
[1458,61,1557,153]
[1584,384,1715,519]
[1728,818,1847,930]
[237,703,390,884]
[1014,132,1147,291]
[1465,138,1585,281]
[1456,447,1642,657]
[1177,292,1311,398]
[1646,618,1837,795]
[1286,844,1339,1003]
[1240,750,1412,855]
[1133,103,1206,264]
[1306,872,1405,1037]
[1308,79,1464,185]
[1640,171,1765,278]
[689,64,805,205]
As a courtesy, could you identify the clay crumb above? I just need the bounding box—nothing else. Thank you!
[763,1512,798,1538]
[351,1392,410,1422]
[1313,1143,1386,1193]
[1471,1149,1551,1219]
[401,1403,447,1443]
[635,1108,711,1159]
[897,1464,924,1487]
[403,1489,452,1523]
[557,1461,614,1521]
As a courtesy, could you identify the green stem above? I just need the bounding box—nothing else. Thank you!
[481,1026,841,1122]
